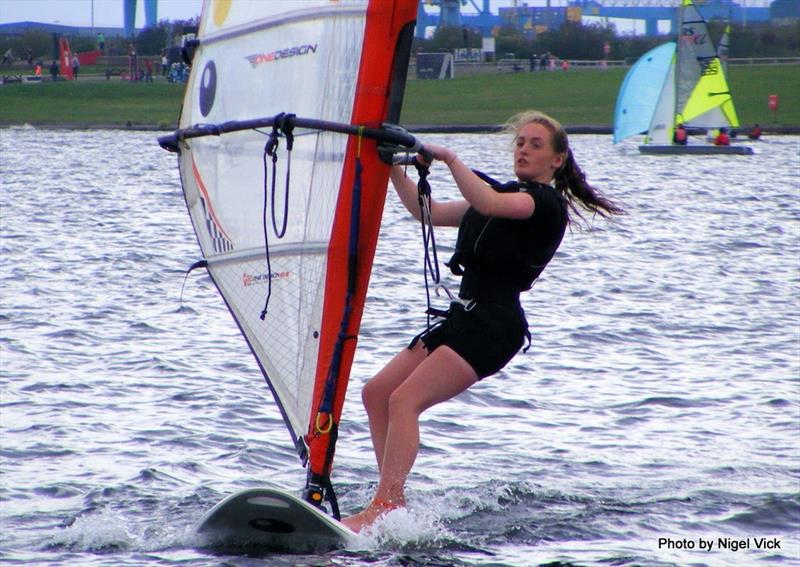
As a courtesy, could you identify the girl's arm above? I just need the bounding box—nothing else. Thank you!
[425,145,535,220]
[389,166,470,227]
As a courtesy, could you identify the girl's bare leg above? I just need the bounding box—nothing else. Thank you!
[342,346,477,532]
[361,342,427,470]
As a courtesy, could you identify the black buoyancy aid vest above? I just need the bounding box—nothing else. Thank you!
[447,171,568,302]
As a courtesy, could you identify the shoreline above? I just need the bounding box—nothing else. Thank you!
[2,122,799,135]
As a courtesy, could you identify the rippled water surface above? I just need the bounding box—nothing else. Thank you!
[1,128,799,566]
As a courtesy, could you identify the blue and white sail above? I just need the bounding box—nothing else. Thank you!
[613,42,676,144]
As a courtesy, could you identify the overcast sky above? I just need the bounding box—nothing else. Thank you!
[0,1,583,28]
[0,0,775,28]
[0,0,204,27]
[2,0,736,35]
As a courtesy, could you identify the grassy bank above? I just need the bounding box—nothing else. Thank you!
[0,81,185,128]
[0,65,797,129]
[400,65,799,127]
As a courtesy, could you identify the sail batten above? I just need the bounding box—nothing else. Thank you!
[202,243,329,268]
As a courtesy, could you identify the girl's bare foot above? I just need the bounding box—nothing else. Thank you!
[341,498,404,533]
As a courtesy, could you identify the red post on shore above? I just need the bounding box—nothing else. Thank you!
[768,94,779,123]
[58,37,74,80]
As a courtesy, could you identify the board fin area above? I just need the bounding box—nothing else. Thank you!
[195,487,356,553]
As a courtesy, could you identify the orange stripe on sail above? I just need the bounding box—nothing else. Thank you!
[191,155,233,242]
[305,0,418,479]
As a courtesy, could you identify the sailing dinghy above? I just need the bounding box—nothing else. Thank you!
[613,0,753,155]
[159,0,422,551]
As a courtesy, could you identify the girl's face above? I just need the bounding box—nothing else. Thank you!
[513,122,565,184]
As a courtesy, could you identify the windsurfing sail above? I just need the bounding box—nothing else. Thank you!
[159,0,420,517]
[613,42,675,144]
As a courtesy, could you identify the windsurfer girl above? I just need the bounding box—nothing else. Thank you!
[342,111,624,532]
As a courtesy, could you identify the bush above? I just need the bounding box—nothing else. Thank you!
[0,30,53,63]
[136,24,168,56]
[424,25,482,52]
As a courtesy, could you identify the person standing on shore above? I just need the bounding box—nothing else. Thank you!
[71,54,80,80]
[341,110,624,533]
[128,44,138,82]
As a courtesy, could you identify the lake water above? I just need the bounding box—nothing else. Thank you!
[1,127,799,566]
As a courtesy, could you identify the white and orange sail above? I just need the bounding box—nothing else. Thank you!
[162,0,420,515]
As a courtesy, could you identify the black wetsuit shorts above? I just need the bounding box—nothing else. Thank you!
[409,300,529,379]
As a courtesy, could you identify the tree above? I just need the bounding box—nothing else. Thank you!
[136,23,169,56]
[495,25,532,59]
[613,35,665,63]
[426,25,481,52]
[408,17,798,60]
[533,22,617,61]
[131,17,199,56]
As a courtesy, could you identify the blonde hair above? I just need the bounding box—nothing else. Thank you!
[504,110,624,222]
[504,110,569,156]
